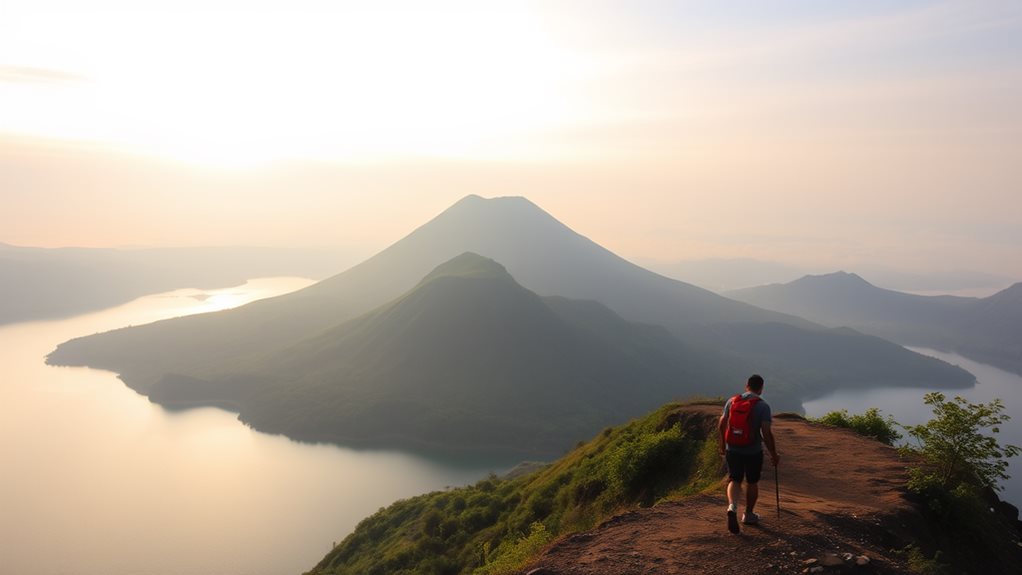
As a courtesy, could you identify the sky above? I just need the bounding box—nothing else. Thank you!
[2,0,1021,279]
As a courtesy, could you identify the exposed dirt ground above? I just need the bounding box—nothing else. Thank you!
[523,407,926,575]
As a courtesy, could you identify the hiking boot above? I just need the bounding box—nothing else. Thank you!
[742,511,760,525]
[727,507,740,534]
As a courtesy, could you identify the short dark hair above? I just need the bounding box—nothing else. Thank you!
[747,374,765,393]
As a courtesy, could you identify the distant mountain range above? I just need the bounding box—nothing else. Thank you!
[0,243,356,324]
[637,258,809,292]
[48,196,972,454]
[728,272,1022,375]
[642,257,1014,295]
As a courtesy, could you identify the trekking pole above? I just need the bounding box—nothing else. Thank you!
[775,464,781,520]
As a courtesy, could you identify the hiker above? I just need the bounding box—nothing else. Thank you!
[718,374,779,534]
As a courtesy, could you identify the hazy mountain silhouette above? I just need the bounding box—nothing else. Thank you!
[56,253,735,455]
[728,272,972,344]
[958,283,1022,371]
[852,266,1015,294]
[643,257,1013,294]
[729,273,1022,374]
[49,196,971,430]
[295,195,806,331]
[0,243,356,324]
[639,257,808,292]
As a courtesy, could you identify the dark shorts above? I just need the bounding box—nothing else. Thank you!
[726,450,764,484]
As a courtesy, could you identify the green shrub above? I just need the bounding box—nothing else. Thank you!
[902,393,1019,491]
[474,522,553,575]
[902,545,952,575]
[813,407,901,445]
[607,425,693,502]
[899,393,1022,572]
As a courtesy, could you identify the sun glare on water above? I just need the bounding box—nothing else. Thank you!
[180,277,316,314]
[0,1,589,167]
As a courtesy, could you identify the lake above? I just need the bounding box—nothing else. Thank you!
[0,279,510,575]
[803,347,1022,507]
[9,281,1017,574]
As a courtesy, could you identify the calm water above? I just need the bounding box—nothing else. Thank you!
[803,348,1022,506]
[0,279,507,575]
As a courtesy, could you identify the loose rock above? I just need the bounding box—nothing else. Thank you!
[820,554,845,567]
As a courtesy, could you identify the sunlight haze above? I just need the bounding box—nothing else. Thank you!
[2,0,1020,279]
[4,4,1022,574]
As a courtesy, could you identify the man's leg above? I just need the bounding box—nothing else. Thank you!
[728,479,742,509]
[745,482,759,513]
[742,452,765,524]
[725,451,745,533]
[725,451,746,510]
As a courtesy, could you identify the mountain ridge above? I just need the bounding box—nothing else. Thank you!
[55,253,731,456]
[728,272,1022,375]
[47,196,972,418]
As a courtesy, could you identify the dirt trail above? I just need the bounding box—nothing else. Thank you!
[524,407,922,575]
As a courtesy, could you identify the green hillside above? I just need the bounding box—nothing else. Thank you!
[304,402,724,575]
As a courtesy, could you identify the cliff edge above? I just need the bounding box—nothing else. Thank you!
[523,406,1022,575]
[307,404,1022,575]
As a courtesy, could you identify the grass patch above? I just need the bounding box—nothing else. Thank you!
[306,402,722,575]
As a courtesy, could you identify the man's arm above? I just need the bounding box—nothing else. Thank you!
[761,421,779,466]
[718,415,727,456]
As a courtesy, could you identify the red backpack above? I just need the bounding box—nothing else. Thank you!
[725,394,760,447]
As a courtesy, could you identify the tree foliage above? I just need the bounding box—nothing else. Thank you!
[898,394,1022,572]
[903,392,1020,492]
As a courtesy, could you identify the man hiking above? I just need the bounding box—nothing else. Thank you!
[718,374,779,534]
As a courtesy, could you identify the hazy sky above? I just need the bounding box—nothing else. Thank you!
[2,0,1020,278]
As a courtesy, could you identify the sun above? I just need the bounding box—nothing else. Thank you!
[0,1,592,167]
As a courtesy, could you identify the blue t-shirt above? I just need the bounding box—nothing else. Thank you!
[722,392,772,454]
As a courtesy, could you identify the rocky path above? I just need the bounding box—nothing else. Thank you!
[524,409,922,575]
